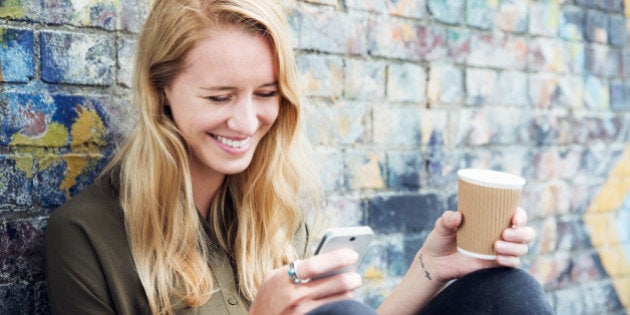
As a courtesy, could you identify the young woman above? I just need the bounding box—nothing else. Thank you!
[46,0,553,314]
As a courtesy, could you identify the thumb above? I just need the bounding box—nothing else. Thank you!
[435,211,462,236]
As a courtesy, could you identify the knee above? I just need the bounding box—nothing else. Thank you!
[306,300,377,315]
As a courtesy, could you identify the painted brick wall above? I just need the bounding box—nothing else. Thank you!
[1,0,630,314]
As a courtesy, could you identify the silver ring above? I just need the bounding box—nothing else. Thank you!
[288,260,310,285]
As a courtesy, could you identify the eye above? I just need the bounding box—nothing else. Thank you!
[206,95,232,103]
[256,90,278,98]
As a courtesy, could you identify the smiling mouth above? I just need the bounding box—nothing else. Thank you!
[212,134,251,149]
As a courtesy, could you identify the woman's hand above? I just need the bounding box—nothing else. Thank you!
[418,208,536,283]
[248,248,362,315]
[378,209,536,315]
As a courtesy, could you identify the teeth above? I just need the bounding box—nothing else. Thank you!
[216,135,250,149]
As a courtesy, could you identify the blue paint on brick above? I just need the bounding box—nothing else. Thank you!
[0,93,57,146]
[40,32,114,85]
[33,158,67,209]
[0,28,34,82]
[0,156,33,208]
[367,193,445,233]
[40,32,67,83]
[608,15,627,46]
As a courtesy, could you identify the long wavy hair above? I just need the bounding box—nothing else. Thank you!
[106,0,319,313]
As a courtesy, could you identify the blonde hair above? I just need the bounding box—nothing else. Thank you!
[106,0,319,313]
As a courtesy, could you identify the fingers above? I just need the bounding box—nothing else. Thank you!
[512,207,527,227]
[297,249,358,280]
[502,225,536,244]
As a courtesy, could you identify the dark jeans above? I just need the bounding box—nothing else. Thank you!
[308,267,553,315]
[420,267,554,315]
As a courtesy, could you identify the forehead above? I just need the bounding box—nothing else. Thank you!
[180,26,278,84]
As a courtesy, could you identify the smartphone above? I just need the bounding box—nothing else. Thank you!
[312,226,374,279]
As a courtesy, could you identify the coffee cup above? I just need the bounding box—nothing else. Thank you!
[456,169,526,260]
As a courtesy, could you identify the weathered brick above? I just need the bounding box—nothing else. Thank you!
[313,149,344,192]
[427,63,463,104]
[554,283,624,315]
[486,108,531,145]
[559,6,585,41]
[607,14,627,46]
[374,105,422,147]
[344,150,385,189]
[0,283,32,314]
[41,31,115,85]
[368,20,447,62]
[0,218,47,283]
[529,73,584,109]
[584,75,610,110]
[585,10,609,44]
[466,0,498,30]
[387,0,426,19]
[446,28,470,63]
[386,151,423,189]
[116,37,135,88]
[118,0,148,33]
[567,41,585,74]
[467,33,527,70]
[304,99,371,145]
[296,54,344,98]
[303,0,337,5]
[387,63,426,103]
[598,0,623,13]
[497,0,528,33]
[585,44,621,77]
[610,82,630,111]
[623,49,630,78]
[321,195,364,227]
[298,7,367,55]
[344,59,385,100]
[0,156,33,209]
[0,28,34,83]
[527,38,570,73]
[465,68,497,105]
[494,70,528,106]
[366,193,446,233]
[529,2,560,37]
[42,0,117,30]
[346,0,387,12]
[427,0,464,25]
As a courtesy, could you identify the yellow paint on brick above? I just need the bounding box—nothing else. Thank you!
[353,154,384,189]
[614,277,630,307]
[70,108,106,152]
[363,266,384,283]
[13,155,34,178]
[599,247,630,278]
[626,0,630,17]
[10,122,68,148]
[0,0,27,18]
[584,213,619,248]
[584,144,630,310]
[59,155,89,193]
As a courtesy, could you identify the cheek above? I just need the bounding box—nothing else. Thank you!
[260,102,281,126]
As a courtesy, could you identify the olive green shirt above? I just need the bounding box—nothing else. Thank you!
[46,175,308,314]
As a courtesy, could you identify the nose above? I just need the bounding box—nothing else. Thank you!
[227,96,259,135]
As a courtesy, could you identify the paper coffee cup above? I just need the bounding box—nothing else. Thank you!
[456,169,525,260]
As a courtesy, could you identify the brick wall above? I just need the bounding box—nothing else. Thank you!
[1,0,629,314]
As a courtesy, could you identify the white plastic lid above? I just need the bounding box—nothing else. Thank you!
[457,168,525,189]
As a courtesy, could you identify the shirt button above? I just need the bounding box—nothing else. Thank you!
[227,297,238,305]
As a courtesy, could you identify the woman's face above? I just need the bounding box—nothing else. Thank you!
[164,26,280,180]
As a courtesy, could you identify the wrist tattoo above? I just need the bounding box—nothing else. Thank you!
[419,254,432,280]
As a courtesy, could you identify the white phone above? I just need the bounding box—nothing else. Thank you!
[312,226,374,279]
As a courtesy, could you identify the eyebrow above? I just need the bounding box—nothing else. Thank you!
[200,81,278,91]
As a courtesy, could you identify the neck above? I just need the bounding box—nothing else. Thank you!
[189,163,225,219]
